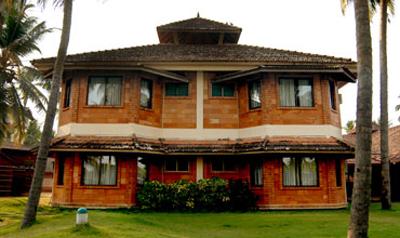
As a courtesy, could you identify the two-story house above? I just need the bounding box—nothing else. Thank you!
[33,16,355,209]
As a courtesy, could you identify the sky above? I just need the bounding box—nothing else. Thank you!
[25,0,400,128]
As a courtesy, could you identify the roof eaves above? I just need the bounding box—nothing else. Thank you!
[213,65,357,83]
[38,65,189,83]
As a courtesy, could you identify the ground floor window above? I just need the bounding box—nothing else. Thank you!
[211,159,236,172]
[336,160,342,187]
[164,159,189,172]
[82,155,117,185]
[57,157,65,186]
[282,157,318,186]
[250,161,263,186]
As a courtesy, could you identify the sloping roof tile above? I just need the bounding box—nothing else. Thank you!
[344,125,400,164]
[32,44,355,66]
[51,135,353,154]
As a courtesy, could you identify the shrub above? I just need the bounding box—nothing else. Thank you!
[227,179,258,211]
[136,178,258,211]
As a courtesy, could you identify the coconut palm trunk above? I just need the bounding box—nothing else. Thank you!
[348,0,374,237]
[21,0,73,228]
[379,0,391,210]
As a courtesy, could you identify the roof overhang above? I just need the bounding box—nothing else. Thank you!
[38,64,189,83]
[212,65,357,83]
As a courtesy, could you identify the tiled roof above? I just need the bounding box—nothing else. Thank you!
[344,125,400,164]
[0,142,34,151]
[157,17,241,32]
[32,44,355,66]
[51,135,353,154]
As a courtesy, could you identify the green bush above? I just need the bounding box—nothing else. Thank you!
[228,179,258,211]
[136,178,258,211]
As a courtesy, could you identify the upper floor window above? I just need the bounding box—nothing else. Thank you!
[212,83,235,97]
[63,80,71,108]
[165,82,189,96]
[279,78,313,107]
[140,79,153,108]
[82,155,117,186]
[87,76,122,106]
[165,159,189,172]
[248,80,261,109]
[211,159,236,172]
[329,80,336,110]
[282,157,318,187]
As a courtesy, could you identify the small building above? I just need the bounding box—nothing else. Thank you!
[345,125,400,201]
[33,16,355,209]
[0,143,35,196]
[0,143,54,196]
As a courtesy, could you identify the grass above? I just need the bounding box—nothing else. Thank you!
[1,197,400,237]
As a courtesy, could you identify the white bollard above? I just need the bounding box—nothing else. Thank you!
[76,207,88,225]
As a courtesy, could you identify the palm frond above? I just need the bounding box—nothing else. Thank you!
[7,83,31,144]
[16,67,48,112]
[37,0,64,9]
[340,0,349,15]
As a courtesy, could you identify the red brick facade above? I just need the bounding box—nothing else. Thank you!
[52,153,137,208]
[59,72,341,129]
[120,155,346,209]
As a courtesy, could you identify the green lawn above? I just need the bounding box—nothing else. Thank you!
[0,197,399,238]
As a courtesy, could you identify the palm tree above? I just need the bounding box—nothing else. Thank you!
[378,0,395,210]
[342,0,374,237]
[0,1,50,143]
[342,0,394,211]
[21,0,73,228]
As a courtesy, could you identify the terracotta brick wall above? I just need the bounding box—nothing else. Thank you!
[162,73,196,128]
[203,157,250,180]
[58,70,342,130]
[258,158,346,209]
[52,152,137,208]
[147,157,197,183]
[203,73,239,128]
[238,78,264,128]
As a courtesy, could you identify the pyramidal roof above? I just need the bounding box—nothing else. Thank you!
[157,15,241,32]
[157,15,242,44]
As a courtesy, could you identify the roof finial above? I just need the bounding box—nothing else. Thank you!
[197,12,200,18]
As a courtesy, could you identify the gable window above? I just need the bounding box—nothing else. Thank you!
[165,159,189,172]
[82,155,117,186]
[282,157,318,186]
[63,80,71,108]
[329,80,336,110]
[87,76,122,106]
[279,78,313,107]
[140,79,153,108]
[165,82,189,96]
[251,161,263,186]
[248,80,261,109]
[212,83,235,97]
[211,159,236,172]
